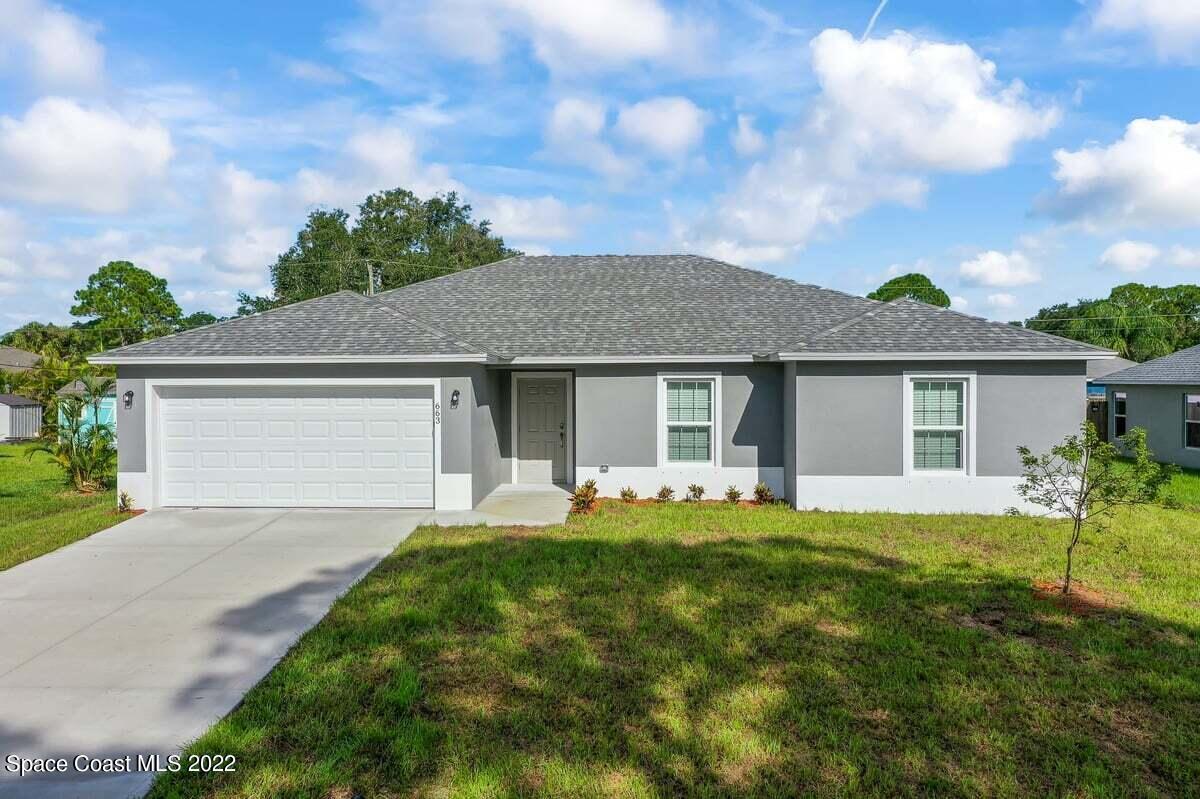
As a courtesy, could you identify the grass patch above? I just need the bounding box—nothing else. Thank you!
[0,442,121,570]
[150,501,1200,798]
[1159,464,1200,511]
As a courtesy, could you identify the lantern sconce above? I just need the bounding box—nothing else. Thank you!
[450,389,461,409]
[123,390,134,410]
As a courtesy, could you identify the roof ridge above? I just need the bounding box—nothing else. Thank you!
[373,254,524,299]
[350,291,496,357]
[783,298,900,351]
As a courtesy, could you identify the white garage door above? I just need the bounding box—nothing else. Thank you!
[158,386,434,508]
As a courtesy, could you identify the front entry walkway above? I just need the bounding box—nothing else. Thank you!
[430,483,571,527]
[0,508,428,799]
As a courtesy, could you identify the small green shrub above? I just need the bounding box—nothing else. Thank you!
[619,486,638,502]
[118,491,134,512]
[753,482,775,504]
[686,483,705,501]
[655,485,675,502]
[570,479,599,513]
[725,485,742,503]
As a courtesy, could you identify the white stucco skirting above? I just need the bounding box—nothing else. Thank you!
[116,471,153,510]
[439,473,473,510]
[577,466,785,499]
[793,475,1034,515]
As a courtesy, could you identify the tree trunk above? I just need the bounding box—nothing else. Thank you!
[1063,518,1082,595]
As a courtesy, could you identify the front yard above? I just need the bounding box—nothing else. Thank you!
[151,496,1199,798]
[0,442,122,570]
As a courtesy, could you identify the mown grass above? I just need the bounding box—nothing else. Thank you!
[1159,464,1200,510]
[0,442,120,570]
[151,499,1199,799]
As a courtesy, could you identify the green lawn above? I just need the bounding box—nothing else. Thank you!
[1160,464,1200,510]
[0,442,122,570]
[150,498,1199,799]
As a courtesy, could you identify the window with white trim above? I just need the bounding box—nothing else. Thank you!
[1186,394,1200,450]
[912,380,965,470]
[664,379,714,462]
[1114,391,1127,438]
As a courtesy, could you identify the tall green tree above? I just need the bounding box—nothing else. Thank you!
[266,189,518,305]
[1025,282,1200,361]
[70,261,183,348]
[1,321,98,357]
[867,273,951,307]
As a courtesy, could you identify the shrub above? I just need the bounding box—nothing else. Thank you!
[686,483,705,501]
[570,479,599,513]
[655,484,675,502]
[27,393,116,493]
[618,486,638,502]
[753,482,775,504]
[725,485,742,503]
[118,491,134,513]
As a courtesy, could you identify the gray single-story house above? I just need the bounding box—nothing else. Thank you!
[90,255,1111,513]
[1096,343,1200,470]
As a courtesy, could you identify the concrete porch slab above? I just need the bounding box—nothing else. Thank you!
[430,483,571,527]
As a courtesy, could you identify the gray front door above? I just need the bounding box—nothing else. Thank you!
[518,378,566,483]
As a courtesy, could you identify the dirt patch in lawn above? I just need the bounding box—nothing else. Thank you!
[1032,580,1120,616]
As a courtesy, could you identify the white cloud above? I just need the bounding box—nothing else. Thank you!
[950,295,969,311]
[1100,240,1160,273]
[986,292,1017,309]
[283,58,347,85]
[809,29,1058,173]
[615,97,707,159]
[545,97,635,181]
[1045,117,1200,229]
[731,114,766,157]
[1092,0,1200,61]
[0,98,173,213]
[683,29,1058,262]
[475,195,574,241]
[0,0,105,90]
[959,250,1040,287]
[341,0,705,76]
[1169,246,1200,269]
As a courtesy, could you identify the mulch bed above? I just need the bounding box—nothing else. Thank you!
[1033,579,1119,616]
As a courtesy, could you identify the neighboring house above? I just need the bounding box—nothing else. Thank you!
[1096,343,1200,470]
[1086,356,1136,440]
[90,255,1111,514]
[0,394,42,441]
[57,379,118,438]
[0,345,39,373]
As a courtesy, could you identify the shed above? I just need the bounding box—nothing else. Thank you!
[57,379,118,438]
[0,394,43,441]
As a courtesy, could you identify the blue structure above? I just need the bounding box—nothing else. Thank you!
[56,380,117,438]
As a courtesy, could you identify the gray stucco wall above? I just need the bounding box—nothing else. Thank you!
[470,368,507,505]
[783,361,797,505]
[115,363,483,476]
[574,363,784,468]
[1107,383,1200,470]
[792,360,1086,477]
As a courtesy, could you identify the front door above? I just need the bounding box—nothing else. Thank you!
[518,378,566,483]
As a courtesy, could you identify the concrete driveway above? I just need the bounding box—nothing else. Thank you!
[0,508,429,799]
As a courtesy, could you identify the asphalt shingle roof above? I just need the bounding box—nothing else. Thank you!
[376,255,877,357]
[1095,343,1200,385]
[92,290,484,360]
[789,297,1106,355]
[0,346,39,371]
[90,255,1110,362]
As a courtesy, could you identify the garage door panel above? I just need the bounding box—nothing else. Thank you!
[159,386,434,509]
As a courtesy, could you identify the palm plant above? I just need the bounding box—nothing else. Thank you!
[27,392,117,493]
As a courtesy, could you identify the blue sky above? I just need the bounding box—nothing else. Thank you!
[1,0,1198,326]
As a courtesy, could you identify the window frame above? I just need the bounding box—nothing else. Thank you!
[1113,391,1128,439]
[656,373,721,467]
[1185,393,1200,451]
[902,372,977,477]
